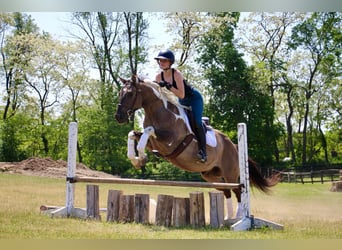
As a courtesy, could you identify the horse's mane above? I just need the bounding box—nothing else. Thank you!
[143,79,184,110]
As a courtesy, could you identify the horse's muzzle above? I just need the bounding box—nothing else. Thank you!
[115,112,128,124]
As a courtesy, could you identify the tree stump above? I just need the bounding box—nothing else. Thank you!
[330,181,342,192]
[134,193,150,224]
[172,197,190,227]
[155,194,174,227]
[209,191,225,228]
[86,184,101,220]
[118,194,135,223]
[189,192,205,228]
[107,190,123,222]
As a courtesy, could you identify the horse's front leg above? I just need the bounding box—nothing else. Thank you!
[127,131,145,169]
[127,126,156,169]
[137,126,156,157]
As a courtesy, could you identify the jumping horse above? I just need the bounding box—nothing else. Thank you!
[115,75,279,218]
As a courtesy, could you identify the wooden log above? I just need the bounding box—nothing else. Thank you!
[118,195,135,223]
[172,197,190,227]
[106,190,123,222]
[330,181,342,192]
[189,192,205,228]
[134,193,150,224]
[86,184,101,220]
[155,194,174,227]
[209,191,225,228]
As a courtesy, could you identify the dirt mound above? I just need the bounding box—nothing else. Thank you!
[0,157,116,178]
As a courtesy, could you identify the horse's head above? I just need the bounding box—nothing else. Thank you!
[115,75,143,124]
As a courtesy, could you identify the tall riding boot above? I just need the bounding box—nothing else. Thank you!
[195,124,207,163]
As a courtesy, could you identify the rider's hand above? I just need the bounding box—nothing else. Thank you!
[158,81,168,87]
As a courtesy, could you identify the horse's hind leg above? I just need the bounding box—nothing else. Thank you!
[223,188,242,219]
[233,188,243,218]
[222,189,233,219]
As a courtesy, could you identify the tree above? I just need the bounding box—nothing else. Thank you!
[20,34,63,155]
[197,12,278,165]
[288,12,342,164]
[123,12,148,75]
[70,12,149,174]
[1,13,39,121]
[237,12,305,163]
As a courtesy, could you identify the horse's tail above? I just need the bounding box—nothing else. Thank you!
[248,158,280,194]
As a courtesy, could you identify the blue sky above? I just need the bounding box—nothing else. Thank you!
[27,12,168,78]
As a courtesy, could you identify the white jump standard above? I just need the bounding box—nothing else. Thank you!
[230,123,283,231]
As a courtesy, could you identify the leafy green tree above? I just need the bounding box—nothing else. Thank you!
[196,12,279,165]
[70,12,149,174]
[288,12,342,164]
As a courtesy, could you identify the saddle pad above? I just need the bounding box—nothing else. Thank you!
[206,129,217,148]
[178,106,217,148]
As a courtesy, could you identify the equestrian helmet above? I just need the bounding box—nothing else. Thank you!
[154,49,175,64]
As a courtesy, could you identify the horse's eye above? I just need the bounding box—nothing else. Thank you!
[123,86,133,93]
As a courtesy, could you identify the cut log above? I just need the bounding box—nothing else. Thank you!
[118,194,135,223]
[155,194,174,227]
[189,192,205,228]
[107,190,123,222]
[330,181,342,192]
[172,197,190,227]
[134,193,150,224]
[209,191,225,228]
[86,184,101,220]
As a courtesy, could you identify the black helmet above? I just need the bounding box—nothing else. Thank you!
[154,49,175,64]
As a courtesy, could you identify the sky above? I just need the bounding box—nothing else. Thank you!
[26,12,251,79]
[26,12,170,79]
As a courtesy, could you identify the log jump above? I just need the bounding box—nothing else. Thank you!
[44,122,283,231]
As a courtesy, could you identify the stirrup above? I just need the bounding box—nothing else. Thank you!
[197,150,207,163]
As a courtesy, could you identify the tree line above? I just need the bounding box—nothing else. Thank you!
[0,12,341,176]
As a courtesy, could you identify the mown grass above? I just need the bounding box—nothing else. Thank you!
[0,173,341,239]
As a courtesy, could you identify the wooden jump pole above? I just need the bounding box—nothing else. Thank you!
[71,176,242,190]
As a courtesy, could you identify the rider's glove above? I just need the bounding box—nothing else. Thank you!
[158,81,172,90]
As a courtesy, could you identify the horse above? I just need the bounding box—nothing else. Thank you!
[115,75,279,219]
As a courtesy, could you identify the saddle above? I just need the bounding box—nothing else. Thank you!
[184,109,212,134]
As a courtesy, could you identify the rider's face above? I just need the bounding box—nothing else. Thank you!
[158,59,171,69]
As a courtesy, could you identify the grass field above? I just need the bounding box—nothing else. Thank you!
[0,173,341,239]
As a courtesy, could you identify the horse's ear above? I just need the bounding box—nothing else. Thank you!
[131,75,140,84]
[119,77,128,85]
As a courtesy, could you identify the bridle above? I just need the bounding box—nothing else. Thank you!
[118,80,141,121]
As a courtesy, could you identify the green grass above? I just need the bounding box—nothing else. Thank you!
[1,173,342,239]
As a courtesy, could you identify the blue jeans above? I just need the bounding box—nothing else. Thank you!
[179,88,204,127]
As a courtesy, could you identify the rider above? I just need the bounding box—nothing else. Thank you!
[154,49,207,163]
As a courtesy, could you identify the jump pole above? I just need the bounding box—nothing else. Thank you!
[231,123,283,231]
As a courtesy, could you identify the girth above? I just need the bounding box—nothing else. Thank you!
[163,134,194,160]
